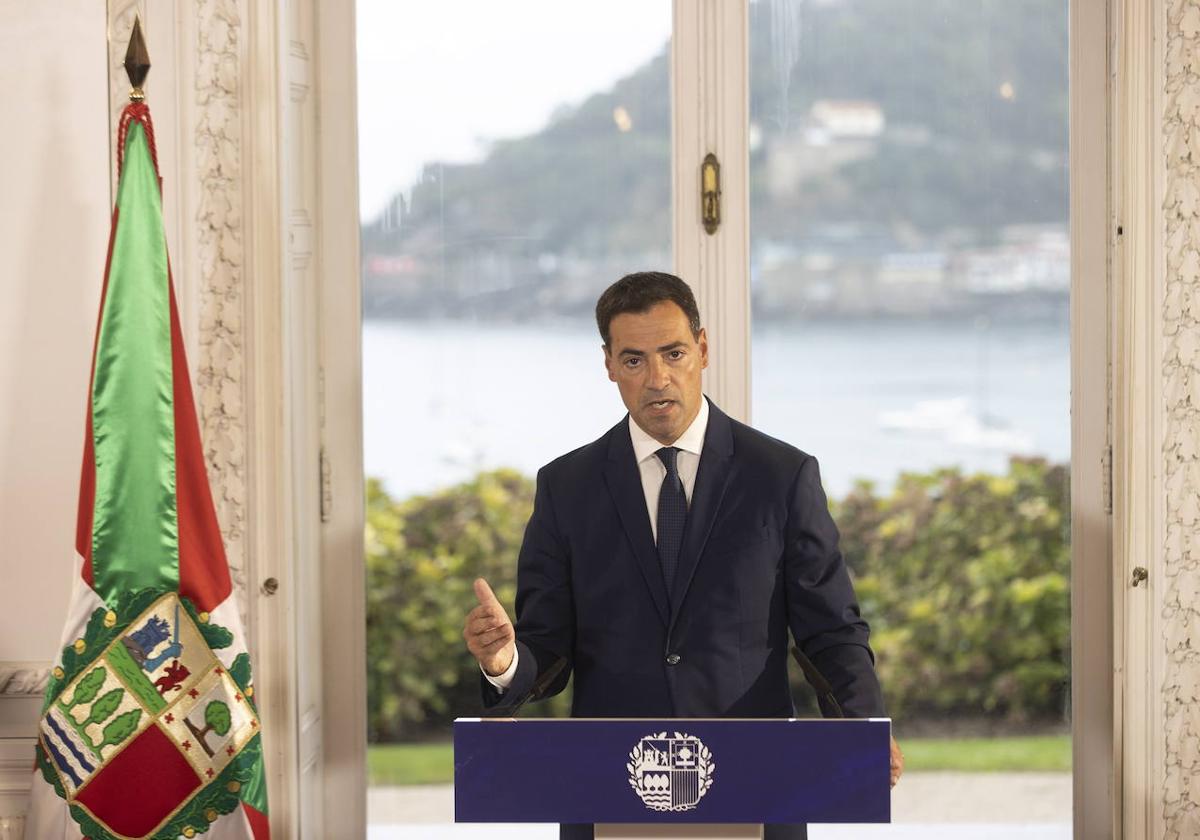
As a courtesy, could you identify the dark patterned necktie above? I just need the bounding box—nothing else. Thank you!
[655,446,687,591]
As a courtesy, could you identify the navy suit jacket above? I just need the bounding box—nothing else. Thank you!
[484,398,884,720]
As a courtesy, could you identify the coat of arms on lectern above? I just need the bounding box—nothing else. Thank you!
[627,731,715,812]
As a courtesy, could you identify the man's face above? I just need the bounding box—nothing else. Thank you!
[604,301,708,446]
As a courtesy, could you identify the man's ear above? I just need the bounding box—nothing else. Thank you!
[603,344,617,382]
[697,328,709,370]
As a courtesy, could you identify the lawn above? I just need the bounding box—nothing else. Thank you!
[367,734,1071,785]
[370,742,457,785]
[898,734,1071,773]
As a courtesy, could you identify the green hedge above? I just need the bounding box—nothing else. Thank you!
[366,470,570,742]
[366,457,1070,741]
[837,457,1070,721]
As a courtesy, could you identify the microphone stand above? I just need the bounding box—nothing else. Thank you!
[790,645,844,719]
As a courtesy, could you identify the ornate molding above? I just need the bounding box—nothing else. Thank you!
[194,0,249,621]
[1162,1,1200,838]
[0,664,49,697]
[0,739,32,840]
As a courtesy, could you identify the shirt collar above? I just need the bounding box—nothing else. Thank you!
[629,397,710,464]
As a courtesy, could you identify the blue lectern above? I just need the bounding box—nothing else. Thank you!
[455,718,890,839]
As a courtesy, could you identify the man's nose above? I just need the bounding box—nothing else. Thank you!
[647,357,671,391]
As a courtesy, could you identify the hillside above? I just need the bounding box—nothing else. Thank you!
[362,0,1068,319]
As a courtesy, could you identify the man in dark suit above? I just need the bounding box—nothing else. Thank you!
[464,272,901,839]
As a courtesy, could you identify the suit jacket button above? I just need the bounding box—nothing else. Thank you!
[665,653,681,665]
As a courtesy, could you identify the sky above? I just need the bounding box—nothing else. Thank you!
[355,1,672,223]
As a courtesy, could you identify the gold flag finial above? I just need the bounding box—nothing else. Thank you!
[124,16,151,101]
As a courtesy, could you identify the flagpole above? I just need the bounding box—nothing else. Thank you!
[124,15,149,100]
[116,17,161,184]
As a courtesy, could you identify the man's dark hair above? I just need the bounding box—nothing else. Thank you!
[595,271,702,348]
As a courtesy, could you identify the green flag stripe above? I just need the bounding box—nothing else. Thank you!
[240,741,270,815]
[89,120,179,601]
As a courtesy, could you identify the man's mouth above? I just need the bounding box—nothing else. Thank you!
[647,399,674,411]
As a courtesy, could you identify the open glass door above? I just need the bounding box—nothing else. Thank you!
[748,1,1072,837]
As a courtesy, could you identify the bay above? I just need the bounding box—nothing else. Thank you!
[363,318,1070,501]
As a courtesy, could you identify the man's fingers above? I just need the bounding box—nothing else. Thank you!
[468,636,510,659]
[468,631,514,664]
[474,625,514,649]
[465,607,511,633]
[464,602,506,629]
[464,579,514,671]
[474,577,500,607]
[463,598,514,653]
[463,624,508,650]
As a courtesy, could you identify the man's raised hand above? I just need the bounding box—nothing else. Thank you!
[463,578,516,677]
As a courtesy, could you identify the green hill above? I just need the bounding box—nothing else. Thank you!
[362,0,1067,318]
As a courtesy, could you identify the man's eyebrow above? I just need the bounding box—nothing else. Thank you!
[618,341,688,357]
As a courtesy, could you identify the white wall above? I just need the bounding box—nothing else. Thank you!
[0,0,109,820]
[0,0,108,665]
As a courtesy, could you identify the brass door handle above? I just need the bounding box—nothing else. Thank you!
[1131,567,1148,587]
[701,153,721,234]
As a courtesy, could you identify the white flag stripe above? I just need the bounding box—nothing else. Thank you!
[51,553,107,666]
[24,772,81,840]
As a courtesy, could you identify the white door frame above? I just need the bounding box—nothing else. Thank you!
[312,0,368,834]
[248,0,366,836]
[673,0,752,422]
[1071,0,1118,838]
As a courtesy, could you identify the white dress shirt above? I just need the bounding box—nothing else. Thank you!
[484,398,711,691]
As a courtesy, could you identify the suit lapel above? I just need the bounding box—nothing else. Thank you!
[669,399,735,624]
[602,419,671,627]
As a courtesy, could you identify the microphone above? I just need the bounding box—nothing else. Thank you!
[790,645,844,719]
[487,655,569,718]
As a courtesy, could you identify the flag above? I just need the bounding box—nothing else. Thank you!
[25,101,270,840]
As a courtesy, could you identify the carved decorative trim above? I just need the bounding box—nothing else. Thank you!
[1162,1,1200,838]
[0,665,49,697]
[194,0,249,621]
[0,739,32,839]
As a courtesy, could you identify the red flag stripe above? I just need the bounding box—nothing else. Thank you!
[169,272,232,613]
[242,801,271,840]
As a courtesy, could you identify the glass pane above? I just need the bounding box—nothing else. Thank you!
[749,1,1071,837]
[357,2,672,835]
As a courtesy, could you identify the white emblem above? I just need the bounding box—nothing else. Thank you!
[627,731,715,812]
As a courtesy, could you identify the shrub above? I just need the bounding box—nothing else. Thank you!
[366,470,570,741]
[836,457,1070,722]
